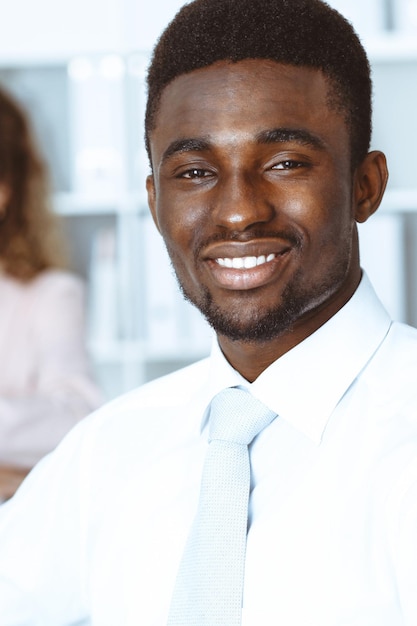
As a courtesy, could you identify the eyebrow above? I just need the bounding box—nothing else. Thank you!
[160,127,326,165]
[256,127,326,150]
[161,138,211,165]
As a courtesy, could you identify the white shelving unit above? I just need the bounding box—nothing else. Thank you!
[0,0,416,399]
[0,42,212,400]
[358,30,417,325]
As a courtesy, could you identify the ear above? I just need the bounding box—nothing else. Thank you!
[353,150,388,224]
[146,174,160,233]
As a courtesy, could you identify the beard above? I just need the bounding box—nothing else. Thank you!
[163,222,353,344]
[171,254,351,343]
[182,277,312,341]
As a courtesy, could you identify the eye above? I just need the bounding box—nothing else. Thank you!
[271,160,305,170]
[179,168,213,179]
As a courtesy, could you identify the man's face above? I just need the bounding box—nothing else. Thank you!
[147,60,361,344]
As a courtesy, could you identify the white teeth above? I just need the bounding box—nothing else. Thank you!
[216,254,276,268]
[232,257,245,269]
[244,256,257,269]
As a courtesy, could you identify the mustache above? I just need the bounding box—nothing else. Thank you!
[194,228,303,256]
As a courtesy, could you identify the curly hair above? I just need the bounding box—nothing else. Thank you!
[145,0,372,168]
[0,85,67,281]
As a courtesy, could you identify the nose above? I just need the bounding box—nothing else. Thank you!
[210,171,275,231]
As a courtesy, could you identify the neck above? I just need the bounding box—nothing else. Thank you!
[217,335,299,383]
[217,274,361,382]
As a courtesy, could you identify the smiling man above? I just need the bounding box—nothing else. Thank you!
[146,57,385,381]
[1,1,417,625]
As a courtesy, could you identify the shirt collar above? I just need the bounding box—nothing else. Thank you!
[202,273,392,444]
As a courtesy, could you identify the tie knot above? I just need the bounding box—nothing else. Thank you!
[208,387,276,445]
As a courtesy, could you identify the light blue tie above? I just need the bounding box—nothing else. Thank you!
[167,387,277,625]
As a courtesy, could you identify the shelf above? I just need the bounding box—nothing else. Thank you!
[54,191,146,216]
[366,34,417,62]
[89,340,145,363]
[0,55,71,68]
[2,36,417,68]
[89,340,210,365]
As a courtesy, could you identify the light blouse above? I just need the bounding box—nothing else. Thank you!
[0,269,102,467]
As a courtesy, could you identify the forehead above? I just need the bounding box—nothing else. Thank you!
[150,59,349,161]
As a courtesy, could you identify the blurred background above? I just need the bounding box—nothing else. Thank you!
[0,0,416,400]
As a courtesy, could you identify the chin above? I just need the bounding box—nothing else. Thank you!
[187,292,299,342]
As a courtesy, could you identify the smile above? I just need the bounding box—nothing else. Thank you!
[215,254,276,269]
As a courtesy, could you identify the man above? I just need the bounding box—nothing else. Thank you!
[1,0,417,624]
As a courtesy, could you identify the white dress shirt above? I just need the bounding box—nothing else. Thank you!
[0,270,102,467]
[0,273,417,625]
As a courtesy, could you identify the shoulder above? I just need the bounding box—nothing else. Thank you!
[84,356,212,437]
[361,321,417,455]
[370,321,417,395]
[50,356,212,468]
[96,357,212,419]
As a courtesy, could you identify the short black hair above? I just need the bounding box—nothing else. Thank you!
[145,0,372,168]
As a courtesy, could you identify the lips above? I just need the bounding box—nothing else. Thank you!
[203,239,292,290]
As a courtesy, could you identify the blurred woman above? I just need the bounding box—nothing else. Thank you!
[0,85,102,487]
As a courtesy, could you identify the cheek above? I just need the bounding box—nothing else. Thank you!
[156,194,207,247]
[311,179,353,231]
[314,211,354,254]
[288,188,354,258]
